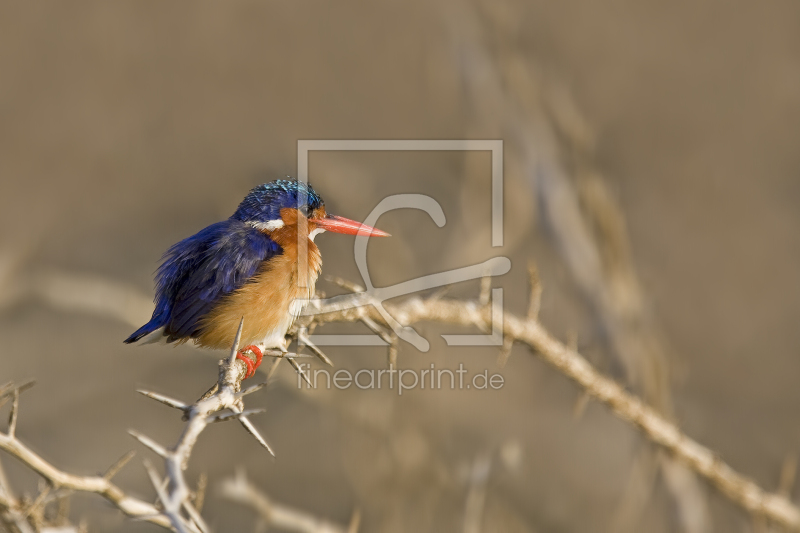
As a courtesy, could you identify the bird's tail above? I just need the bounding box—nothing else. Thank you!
[124,317,166,345]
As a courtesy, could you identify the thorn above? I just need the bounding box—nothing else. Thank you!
[565,330,589,418]
[264,357,283,383]
[496,336,514,368]
[479,268,492,306]
[238,415,275,457]
[0,382,14,400]
[55,491,70,524]
[132,513,170,523]
[208,408,266,424]
[287,357,312,386]
[347,508,362,533]
[24,484,50,519]
[359,317,393,345]
[8,388,19,437]
[779,453,798,497]
[142,459,170,505]
[129,430,170,459]
[104,450,137,481]
[17,380,36,394]
[573,391,591,419]
[527,263,542,320]
[236,381,268,399]
[427,285,451,302]
[387,335,399,367]
[196,383,220,404]
[566,330,578,352]
[262,350,313,360]
[323,275,364,293]
[234,466,248,485]
[298,331,334,366]
[194,472,207,513]
[227,317,245,367]
[137,390,189,411]
[0,380,33,412]
[182,500,210,533]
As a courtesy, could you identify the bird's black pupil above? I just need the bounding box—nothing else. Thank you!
[299,205,311,217]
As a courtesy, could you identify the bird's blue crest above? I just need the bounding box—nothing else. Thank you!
[231,180,324,223]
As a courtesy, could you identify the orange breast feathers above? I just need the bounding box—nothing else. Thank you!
[196,222,322,350]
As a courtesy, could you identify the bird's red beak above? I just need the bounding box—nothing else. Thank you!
[314,215,390,237]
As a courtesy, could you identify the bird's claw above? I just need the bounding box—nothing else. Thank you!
[236,345,264,379]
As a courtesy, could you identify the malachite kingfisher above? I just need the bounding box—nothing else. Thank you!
[124,179,390,378]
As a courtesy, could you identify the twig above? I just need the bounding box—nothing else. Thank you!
[0,457,35,533]
[103,451,137,481]
[779,454,798,498]
[130,318,275,531]
[441,2,710,529]
[387,334,400,367]
[0,316,290,533]
[463,453,491,533]
[220,471,349,533]
[610,447,659,533]
[495,336,514,369]
[526,264,542,321]
[24,484,50,524]
[346,510,361,533]
[194,473,207,514]
[297,331,335,367]
[303,290,800,530]
[6,262,797,528]
[0,400,170,529]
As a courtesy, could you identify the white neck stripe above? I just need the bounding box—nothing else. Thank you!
[249,220,285,232]
[309,228,326,241]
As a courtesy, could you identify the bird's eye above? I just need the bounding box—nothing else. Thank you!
[298,205,311,218]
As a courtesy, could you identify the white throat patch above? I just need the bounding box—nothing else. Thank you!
[309,228,326,241]
[249,220,285,232]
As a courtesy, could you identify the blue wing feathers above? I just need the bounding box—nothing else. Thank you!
[124,220,281,344]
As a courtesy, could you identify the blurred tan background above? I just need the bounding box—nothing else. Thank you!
[1,1,800,531]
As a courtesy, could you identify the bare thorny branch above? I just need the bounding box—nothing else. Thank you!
[221,470,360,533]
[0,3,790,530]
[1,263,800,529]
[127,317,274,533]
[0,321,348,532]
[0,381,167,531]
[439,1,714,530]
[295,280,800,531]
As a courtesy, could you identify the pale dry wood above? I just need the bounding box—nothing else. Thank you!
[5,262,799,528]
[12,262,800,530]
[0,415,170,529]
[131,318,275,533]
[0,319,292,532]
[220,472,351,533]
[780,454,798,497]
[463,453,492,533]
[441,1,710,529]
[303,292,800,530]
[0,457,36,533]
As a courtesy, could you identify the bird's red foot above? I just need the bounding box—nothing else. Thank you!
[236,345,264,379]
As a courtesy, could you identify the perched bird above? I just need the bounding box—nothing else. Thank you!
[124,179,389,378]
